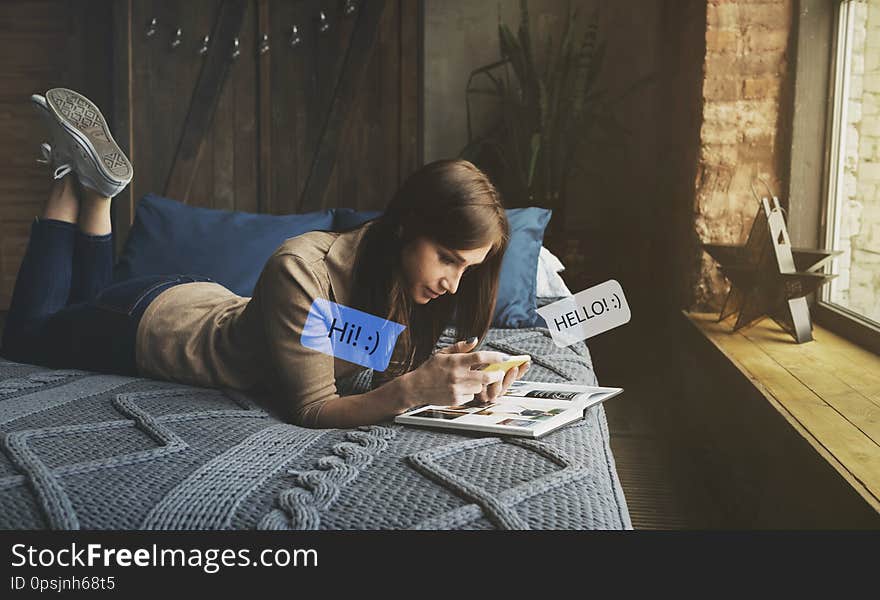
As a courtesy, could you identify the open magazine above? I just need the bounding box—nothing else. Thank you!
[395,380,623,439]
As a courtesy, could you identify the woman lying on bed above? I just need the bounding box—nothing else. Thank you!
[0,88,531,428]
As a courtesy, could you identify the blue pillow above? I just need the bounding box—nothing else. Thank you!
[333,208,381,230]
[493,207,552,328]
[324,208,551,328]
[112,193,335,296]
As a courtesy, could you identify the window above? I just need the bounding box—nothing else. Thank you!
[824,0,880,332]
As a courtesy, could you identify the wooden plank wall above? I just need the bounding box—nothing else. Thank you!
[125,0,258,214]
[261,0,421,214]
[0,0,113,311]
[122,0,419,218]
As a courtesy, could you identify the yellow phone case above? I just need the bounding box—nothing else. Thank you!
[480,355,531,372]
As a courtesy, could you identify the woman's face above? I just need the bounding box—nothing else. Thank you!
[401,236,493,304]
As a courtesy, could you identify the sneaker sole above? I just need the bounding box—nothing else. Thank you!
[45,88,133,186]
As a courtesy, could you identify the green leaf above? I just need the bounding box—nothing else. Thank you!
[499,24,527,92]
[527,133,540,188]
[458,0,629,213]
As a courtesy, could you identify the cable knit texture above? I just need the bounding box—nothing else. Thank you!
[0,322,631,530]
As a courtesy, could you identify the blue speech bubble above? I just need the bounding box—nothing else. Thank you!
[301,298,406,371]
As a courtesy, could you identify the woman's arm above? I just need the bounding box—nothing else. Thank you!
[301,373,414,429]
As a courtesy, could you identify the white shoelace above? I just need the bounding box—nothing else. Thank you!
[36,142,72,180]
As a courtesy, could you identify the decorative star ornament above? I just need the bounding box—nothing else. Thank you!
[702,197,840,343]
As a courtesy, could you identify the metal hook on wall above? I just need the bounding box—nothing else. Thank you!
[170,27,183,49]
[145,17,158,39]
[198,35,210,56]
[289,25,302,48]
[258,33,270,55]
[343,0,357,17]
[231,37,241,60]
[318,11,329,33]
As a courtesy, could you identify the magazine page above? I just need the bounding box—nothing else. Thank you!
[399,396,579,432]
[396,382,623,437]
[500,380,621,403]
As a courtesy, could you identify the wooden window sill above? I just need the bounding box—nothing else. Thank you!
[683,311,880,514]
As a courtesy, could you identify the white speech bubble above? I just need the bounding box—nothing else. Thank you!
[536,279,631,347]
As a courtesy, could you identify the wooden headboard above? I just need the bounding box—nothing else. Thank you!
[111,0,421,254]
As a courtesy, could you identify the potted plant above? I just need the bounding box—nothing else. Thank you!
[459,0,641,240]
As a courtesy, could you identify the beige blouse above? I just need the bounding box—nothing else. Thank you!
[134,222,379,426]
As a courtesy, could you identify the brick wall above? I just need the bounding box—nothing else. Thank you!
[694,0,794,309]
[836,0,880,322]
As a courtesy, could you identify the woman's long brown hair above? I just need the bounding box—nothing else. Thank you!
[346,159,509,380]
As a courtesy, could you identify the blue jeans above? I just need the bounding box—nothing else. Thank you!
[0,217,214,376]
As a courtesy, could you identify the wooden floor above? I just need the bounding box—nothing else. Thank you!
[604,382,724,529]
[594,323,726,530]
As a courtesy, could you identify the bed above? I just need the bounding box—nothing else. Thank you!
[0,197,631,529]
[0,318,630,530]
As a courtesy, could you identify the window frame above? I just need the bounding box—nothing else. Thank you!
[789,0,880,354]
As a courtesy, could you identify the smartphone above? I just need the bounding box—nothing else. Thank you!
[479,354,532,373]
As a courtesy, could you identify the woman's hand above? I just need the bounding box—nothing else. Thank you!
[473,357,531,404]
[398,338,509,409]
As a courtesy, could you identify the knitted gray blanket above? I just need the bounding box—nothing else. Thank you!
[0,326,631,530]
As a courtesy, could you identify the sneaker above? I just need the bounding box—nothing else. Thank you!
[35,142,73,180]
[31,95,75,180]
[42,88,133,198]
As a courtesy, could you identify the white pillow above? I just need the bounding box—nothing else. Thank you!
[536,246,573,297]
[540,245,565,273]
